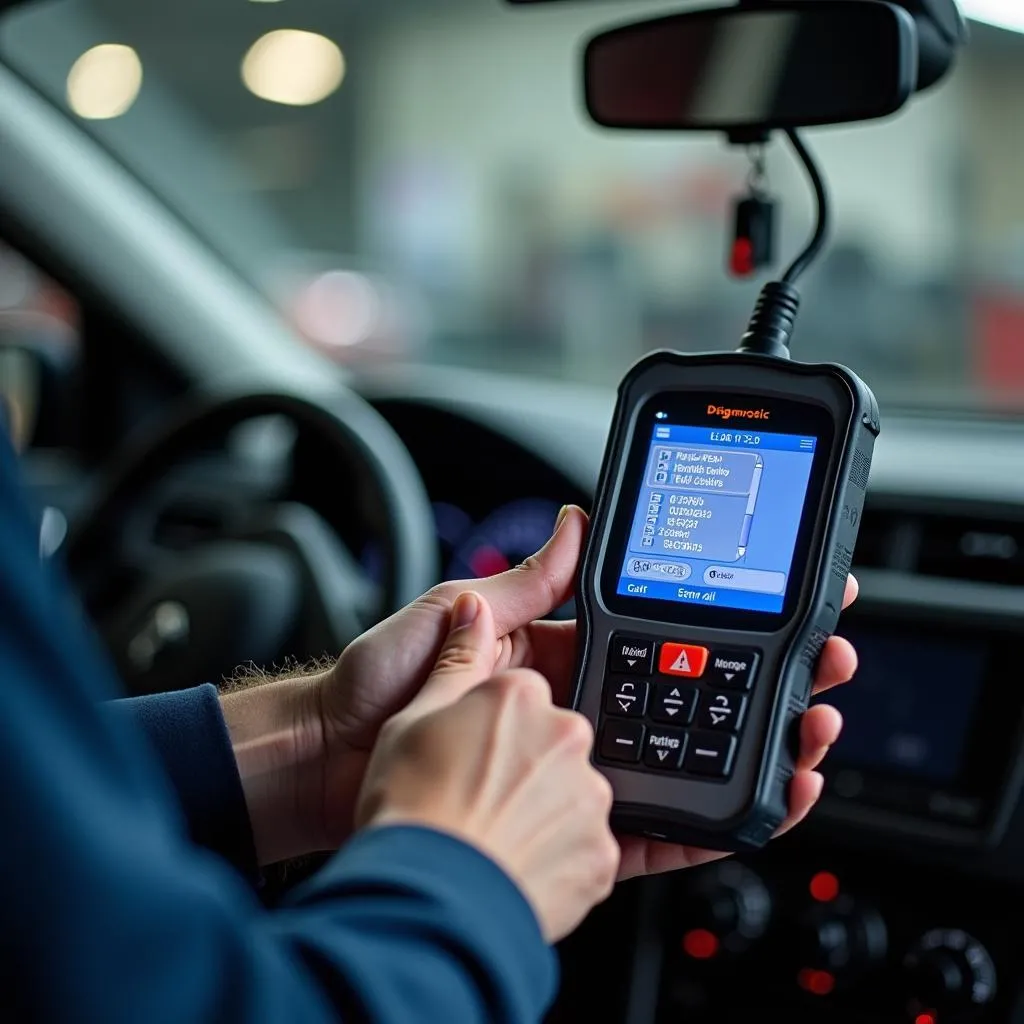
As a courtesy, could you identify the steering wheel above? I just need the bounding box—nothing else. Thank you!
[64,389,437,696]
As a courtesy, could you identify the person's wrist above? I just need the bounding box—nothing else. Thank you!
[220,671,328,865]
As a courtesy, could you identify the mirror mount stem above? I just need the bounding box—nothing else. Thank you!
[726,128,771,147]
[737,128,829,360]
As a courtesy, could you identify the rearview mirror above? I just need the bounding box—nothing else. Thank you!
[584,1,919,134]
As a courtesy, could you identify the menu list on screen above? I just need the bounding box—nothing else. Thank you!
[616,421,817,614]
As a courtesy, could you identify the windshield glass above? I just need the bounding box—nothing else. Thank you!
[2,0,1023,408]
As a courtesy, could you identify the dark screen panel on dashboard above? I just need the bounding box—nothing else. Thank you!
[814,613,1024,842]
[825,627,986,784]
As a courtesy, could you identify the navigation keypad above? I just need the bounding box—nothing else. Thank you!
[599,636,760,780]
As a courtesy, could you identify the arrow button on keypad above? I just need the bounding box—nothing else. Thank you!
[650,682,698,725]
[643,727,687,770]
[608,635,655,676]
[697,691,747,732]
[603,679,649,719]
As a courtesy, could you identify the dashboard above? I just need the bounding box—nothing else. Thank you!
[357,366,1024,1024]
[24,362,1024,1023]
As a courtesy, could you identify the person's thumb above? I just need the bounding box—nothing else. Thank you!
[402,591,498,720]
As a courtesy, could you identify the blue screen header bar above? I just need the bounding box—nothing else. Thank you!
[651,424,817,454]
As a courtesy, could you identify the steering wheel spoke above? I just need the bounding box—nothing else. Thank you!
[234,502,380,656]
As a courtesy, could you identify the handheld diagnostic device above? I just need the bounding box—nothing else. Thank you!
[572,133,880,852]
[573,348,878,851]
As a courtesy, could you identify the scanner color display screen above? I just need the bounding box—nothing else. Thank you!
[615,421,818,614]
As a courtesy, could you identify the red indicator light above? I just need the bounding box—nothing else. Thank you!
[810,971,835,996]
[682,928,719,960]
[797,968,835,996]
[809,871,840,903]
[730,237,755,277]
[915,1014,937,1024]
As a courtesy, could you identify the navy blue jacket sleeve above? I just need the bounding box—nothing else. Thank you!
[0,435,558,1024]
[107,684,261,883]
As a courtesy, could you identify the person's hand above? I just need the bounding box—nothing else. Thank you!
[222,505,592,864]
[308,505,857,869]
[357,591,619,943]
[308,504,590,848]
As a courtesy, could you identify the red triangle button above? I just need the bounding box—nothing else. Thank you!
[658,643,709,678]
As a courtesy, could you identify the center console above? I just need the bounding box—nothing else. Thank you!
[645,842,1021,1024]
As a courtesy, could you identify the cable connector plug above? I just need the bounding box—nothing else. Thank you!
[738,281,800,360]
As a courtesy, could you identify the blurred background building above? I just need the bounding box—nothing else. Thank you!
[0,0,1022,408]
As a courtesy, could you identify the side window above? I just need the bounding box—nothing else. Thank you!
[0,241,81,450]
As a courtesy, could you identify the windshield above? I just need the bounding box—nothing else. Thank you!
[2,0,1023,409]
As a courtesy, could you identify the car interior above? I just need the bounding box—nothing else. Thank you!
[1,0,1023,1021]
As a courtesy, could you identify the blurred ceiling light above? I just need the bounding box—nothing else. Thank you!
[66,44,143,120]
[241,30,345,106]
[963,0,1024,33]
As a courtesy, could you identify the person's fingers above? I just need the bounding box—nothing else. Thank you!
[843,574,859,610]
[334,509,586,735]
[811,636,858,695]
[774,770,826,838]
[618,719,839,881]
[617,767,831,880]
[494,618,578,706]
[616,835,728,881]
[796,705,843,772]
[403,591,500,718]
[468,505,588,636]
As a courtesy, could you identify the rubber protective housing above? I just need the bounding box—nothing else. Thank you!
[572,351,879,852]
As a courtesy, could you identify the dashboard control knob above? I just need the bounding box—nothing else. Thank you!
[904,929,996,1016]
[681,862,772,955]
[797,895,887,977]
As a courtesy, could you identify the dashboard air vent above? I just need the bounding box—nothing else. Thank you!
[915,514,1024,585]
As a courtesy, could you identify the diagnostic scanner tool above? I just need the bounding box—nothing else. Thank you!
[573,351,879,851]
